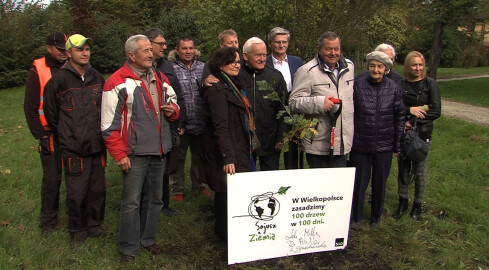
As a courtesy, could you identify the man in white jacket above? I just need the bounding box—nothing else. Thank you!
[289,31,354,168]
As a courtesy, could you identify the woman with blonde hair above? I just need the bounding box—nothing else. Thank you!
[393,51,441,220]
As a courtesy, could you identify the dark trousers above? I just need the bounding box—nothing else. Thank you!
[39,136,62,227]
[162,132,179,206]
[350,152,393,224]
[283,140,304,169]
[306,153,348,168]
[214,191,227,240]
[254,151,281,171]
[63,152,106,240]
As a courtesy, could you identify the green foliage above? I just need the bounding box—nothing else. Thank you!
[1,0,489,87]
[0,0,69,88]
[155,6,202,53]
[256,79,318,153]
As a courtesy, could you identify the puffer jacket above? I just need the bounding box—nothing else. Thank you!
[101,63,179,162]
[238,64,288,156]
[398,77,441,140]
[352,76,405,154]
[289,54,354,155]
[44,61,105,157]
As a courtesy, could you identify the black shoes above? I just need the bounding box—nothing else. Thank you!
[392,197,409,219]
[143,243,163,255]
[41,225,55,237]
[121,254,135,263]
[410,202,422,220]
[162,206,179,217]
[88,227,109,238]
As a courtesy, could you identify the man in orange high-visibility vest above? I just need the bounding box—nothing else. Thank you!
[24,32,67,237]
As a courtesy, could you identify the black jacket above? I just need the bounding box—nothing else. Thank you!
[238,64,288,156]
[352,76,405,153]
[201,80,251,192]
[44,61,106,157]
[398,77,441,140]
[155,58,187,129]
[24,53,65,139]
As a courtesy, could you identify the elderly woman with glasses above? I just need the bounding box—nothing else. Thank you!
[200,46,254,241]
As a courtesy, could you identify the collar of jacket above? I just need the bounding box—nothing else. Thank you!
[242,62,265,74]
[174,58,197,70]
[316,53,350,76]
[367,75,386,86]
[61,60,92,78]
[154,57,167,68]
[119,62,154,81]
[45,52,66,68]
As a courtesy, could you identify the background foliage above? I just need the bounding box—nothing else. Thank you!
[0,0,488,88]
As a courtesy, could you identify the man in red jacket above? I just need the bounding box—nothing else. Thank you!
[101,34,179,262]
[24,32,67,237]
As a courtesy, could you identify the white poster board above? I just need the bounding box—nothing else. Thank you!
[227,168,355,265]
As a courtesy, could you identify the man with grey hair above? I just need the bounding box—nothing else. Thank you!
[356,43,403,83]
[239,37,288,171]
[289,31,354,168]
[102,34,180,262]
[266,27,304,169]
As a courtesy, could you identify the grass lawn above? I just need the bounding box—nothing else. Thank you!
[1,80,489,269]
[438,78,489,108]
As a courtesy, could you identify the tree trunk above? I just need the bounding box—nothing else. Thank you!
[428,21,445,80]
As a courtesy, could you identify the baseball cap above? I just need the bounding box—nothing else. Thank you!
[65,34,93,50]
[46,32,67,50]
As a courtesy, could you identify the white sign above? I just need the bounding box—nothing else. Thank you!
[227,168,355,265]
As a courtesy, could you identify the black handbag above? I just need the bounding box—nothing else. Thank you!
[403,118,428,162]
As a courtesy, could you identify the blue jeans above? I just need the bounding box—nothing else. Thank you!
[118,155,165,256]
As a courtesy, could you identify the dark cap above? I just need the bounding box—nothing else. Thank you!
[46,32,67,49]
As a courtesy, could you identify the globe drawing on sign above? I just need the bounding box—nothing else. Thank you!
[233,186,291,221]
[248,192,280,221]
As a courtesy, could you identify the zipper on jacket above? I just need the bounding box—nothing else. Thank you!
[253,72,256,112]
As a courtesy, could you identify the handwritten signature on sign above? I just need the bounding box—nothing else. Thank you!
[285,227,327,254]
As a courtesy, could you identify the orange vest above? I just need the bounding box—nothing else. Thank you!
[33,58,52,131]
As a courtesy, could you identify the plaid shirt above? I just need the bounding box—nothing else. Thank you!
[173,59,205,135]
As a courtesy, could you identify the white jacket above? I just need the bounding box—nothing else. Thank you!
[289,54,354,156]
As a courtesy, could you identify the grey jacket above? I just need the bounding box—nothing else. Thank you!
[289,54,354,155]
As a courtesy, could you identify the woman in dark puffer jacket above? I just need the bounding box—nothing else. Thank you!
[350,51,405,228]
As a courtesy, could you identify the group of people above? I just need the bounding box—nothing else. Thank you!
[23,26,441,262]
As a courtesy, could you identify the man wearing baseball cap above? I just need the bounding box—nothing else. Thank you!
[44,34,107,249]
[24,31,67,237]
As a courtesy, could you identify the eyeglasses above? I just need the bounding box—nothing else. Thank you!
[228,60,241,67]
[151,41,167,47]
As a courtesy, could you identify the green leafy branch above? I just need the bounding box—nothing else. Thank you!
[256,80,318,153]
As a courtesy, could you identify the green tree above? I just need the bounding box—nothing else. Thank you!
[0,0,69,88]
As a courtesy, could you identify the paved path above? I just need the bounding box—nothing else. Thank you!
[441,99,489,127]
[437,75,489,127]
[437,74,489,82]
